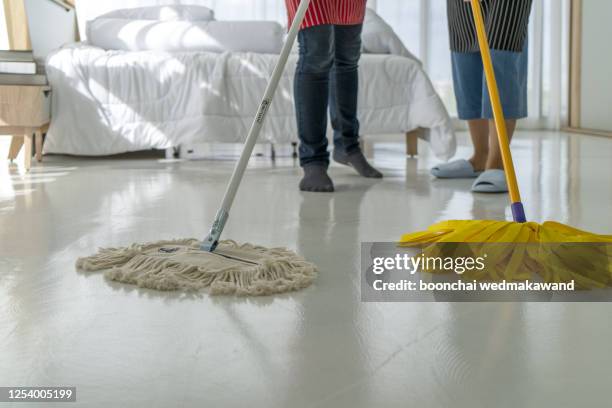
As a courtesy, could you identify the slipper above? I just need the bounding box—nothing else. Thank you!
[430,159,483,179]
[471,169,508,193]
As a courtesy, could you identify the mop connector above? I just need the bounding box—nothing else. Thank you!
[201,209,229,252]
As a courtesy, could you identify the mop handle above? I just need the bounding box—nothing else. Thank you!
[221,0,310,211]
[470,0,527,223]
[201,0,311,251]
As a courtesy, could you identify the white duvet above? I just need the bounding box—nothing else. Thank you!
[45,44,455,159]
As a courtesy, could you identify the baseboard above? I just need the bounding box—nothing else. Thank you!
[563,127,612,138]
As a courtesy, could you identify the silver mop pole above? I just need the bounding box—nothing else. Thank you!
[201,0,311,251]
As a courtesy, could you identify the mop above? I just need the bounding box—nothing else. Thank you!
[400,0,612,288]
[77,0,317,296]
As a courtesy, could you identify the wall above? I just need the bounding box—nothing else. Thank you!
[0,3,8,48]
[23,0,77,59]
[579,0,612,131]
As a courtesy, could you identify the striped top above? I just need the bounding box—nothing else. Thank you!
[447,0,533,52]
[286,0,367,29]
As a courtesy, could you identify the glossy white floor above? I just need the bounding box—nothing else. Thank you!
[1,131,611,407]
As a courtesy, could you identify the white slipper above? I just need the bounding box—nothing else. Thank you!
[431,159,483,179]
[471,169,508,193]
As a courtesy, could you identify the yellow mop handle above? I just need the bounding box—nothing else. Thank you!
[470,0,523,208]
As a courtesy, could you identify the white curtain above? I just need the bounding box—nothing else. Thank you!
[373,0,569,129]
[188,0,287,22]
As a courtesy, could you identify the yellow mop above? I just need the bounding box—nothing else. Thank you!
[76,0,317,296]
[400,0,612,288]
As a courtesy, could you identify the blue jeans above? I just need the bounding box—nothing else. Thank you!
[294,24,363,167]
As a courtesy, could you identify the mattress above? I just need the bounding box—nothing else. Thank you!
[44,44,456,159]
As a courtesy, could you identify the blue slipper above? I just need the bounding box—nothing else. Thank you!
[472,169,508,193]
[431,159,482,179]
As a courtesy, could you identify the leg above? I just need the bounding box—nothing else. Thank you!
[270,144,276,161]
[405,130,419,157]
[471,44,529,192]
[451,51,487,168]
[295,25,335,167]
[482,45,529,171]
[331,24,382,178]
[291,142,298,159]
[361,139,374,158]
[467,119,489,171]
[23,133,33,171]
[8,136,24,161]
[35,130,43,162]
[330,24,362,155]
[430,52,485,179]
[294,25,335,192]
[486,119,516,170]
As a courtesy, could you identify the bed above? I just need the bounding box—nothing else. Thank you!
[44,2,456,160]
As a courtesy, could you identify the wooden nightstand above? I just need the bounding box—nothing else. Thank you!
[0,85,51,171]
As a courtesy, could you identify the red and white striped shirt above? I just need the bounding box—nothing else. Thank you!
[286,0,367,29]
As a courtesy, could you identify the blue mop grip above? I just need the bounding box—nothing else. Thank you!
[511,202,527,223]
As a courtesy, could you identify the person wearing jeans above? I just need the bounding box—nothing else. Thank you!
[286,0,383,193]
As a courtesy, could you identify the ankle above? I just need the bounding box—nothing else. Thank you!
[334,148,363,159]
[303,162,329,171]
[485,163,504,171]
[469,155,487,171]
[333,149,382,179]
[485,156,504,170]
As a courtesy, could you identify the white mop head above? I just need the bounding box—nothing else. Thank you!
[76,240,317,296]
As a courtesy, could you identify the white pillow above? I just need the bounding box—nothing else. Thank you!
[362,8,420,63]
[98,5,215,22]
[87,19,285,54]
[75,0,216,40]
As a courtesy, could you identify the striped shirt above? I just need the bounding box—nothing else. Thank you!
[286,0,367,29]
[447,0,533,52]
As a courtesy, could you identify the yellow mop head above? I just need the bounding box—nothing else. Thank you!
[401,220,612,244]
[76,240,317,296]
[401,221,612,289]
